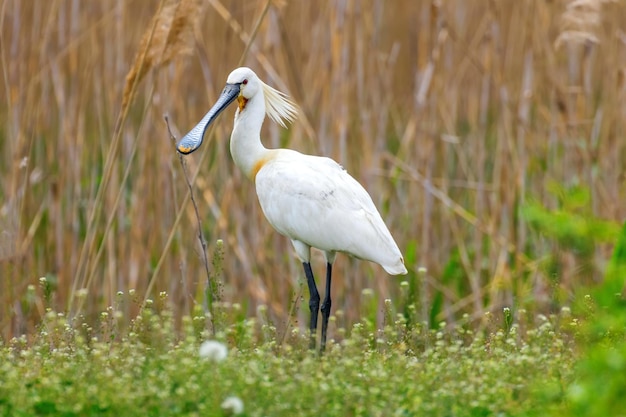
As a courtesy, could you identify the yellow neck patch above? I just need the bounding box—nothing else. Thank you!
[251,157,268,181]
[237,95,248,112]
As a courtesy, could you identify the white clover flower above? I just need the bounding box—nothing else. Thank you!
[199,340,228,362]
[221,396,244,415]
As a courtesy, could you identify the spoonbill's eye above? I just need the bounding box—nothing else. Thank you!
[242,79,248,85]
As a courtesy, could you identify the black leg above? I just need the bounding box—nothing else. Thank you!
[320,262,332,352]
[303,262,320,350]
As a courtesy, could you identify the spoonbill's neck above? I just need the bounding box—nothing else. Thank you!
[230,93,273,180]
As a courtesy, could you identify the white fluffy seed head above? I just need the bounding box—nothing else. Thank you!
[221,396,244,415]
[199,340,228,362]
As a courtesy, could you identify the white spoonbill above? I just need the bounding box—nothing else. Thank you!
[177,67,407,351]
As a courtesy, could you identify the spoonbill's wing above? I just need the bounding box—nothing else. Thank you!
[255,151,406,274]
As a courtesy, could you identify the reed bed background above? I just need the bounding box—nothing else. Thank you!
[1,0,625,340]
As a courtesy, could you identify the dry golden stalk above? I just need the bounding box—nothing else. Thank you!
[122,0,201,113]
[555,0,616,48]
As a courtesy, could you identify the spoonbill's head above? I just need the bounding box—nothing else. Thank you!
[177,67,297,154]
[227,67,261,101]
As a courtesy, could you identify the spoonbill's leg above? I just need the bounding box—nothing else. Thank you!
[303,262,320,350]
[320,262,333,352]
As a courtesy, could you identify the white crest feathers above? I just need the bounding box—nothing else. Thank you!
[260,81,298,128]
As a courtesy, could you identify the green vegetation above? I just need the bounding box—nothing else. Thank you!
[1,301,581,417]
[564,221,626,417]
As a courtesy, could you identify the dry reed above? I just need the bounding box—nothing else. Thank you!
[1,0,625,340]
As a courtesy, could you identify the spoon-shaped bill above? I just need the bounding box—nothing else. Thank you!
[177,83,241,154]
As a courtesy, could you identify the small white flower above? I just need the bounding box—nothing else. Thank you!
[199,340,228,362]
[221,396,244,415]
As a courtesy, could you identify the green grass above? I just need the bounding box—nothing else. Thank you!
[0,301,582,417]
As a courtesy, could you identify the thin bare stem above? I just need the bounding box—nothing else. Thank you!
[237,0,272,67]
[164,115,216,335]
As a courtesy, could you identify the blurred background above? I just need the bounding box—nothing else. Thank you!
[1,0,625,340]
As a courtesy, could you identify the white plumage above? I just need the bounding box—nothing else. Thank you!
[178,67,407,351]
[255,150,406,275]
